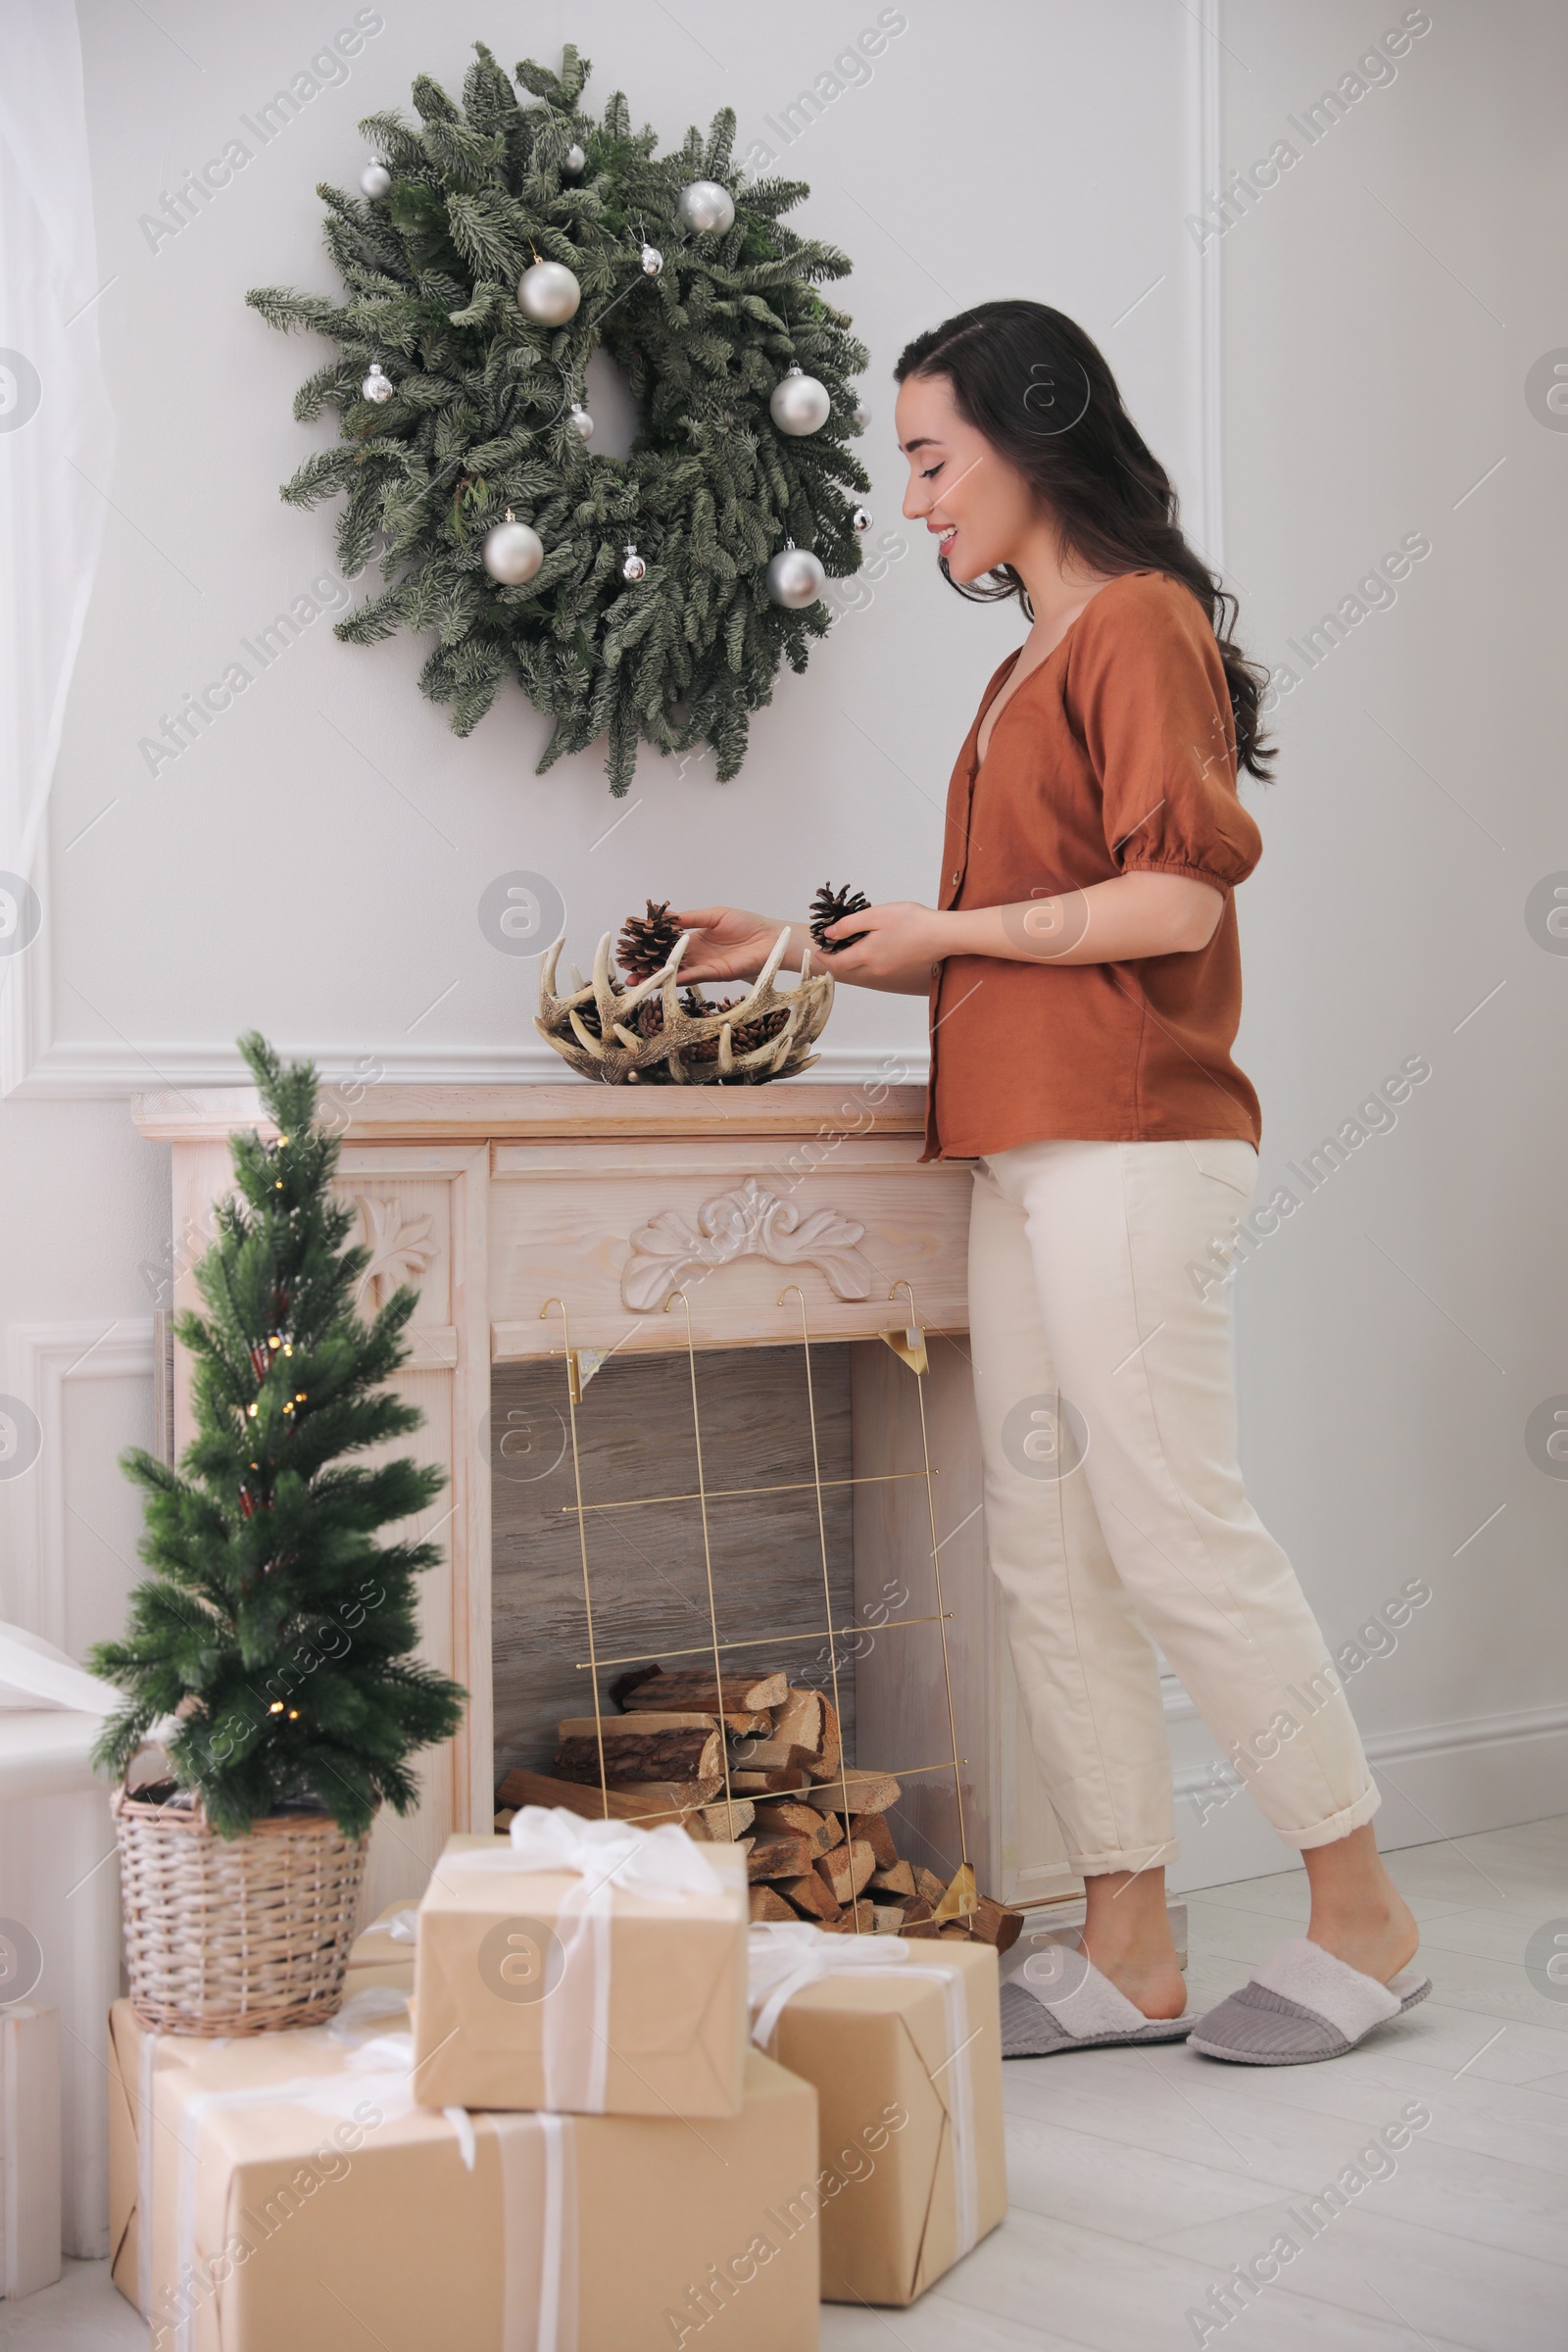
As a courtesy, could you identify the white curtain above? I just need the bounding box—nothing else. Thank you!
[0,0,114,893]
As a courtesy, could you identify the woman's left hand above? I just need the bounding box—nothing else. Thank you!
[820,901,952,993]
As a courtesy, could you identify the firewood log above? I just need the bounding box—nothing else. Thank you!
[729,1686,822,1770]
[749,1886,798,1923]
[963,1893,1025,1954]
[805,1769,901,1816]
[806,1693,842,1785]
[822,1890,883,1929]
[612,1778,723,1805]
[849,1812,899,1871]
[728,1744,816,1792]
[901,1919,943,1938]
[780,1872,842,1924]
[700,1798,756,1840]
[901,1897,934,1925]
[813,1839,875,1906]
[913,1866,948,1909]
[746,1833,818,1882]
[557,1712,718,1738]
[493,1767,749,1837]
[753,1798,842,1855]
[614,1665,787,1726]
[494,1808,515,1832]
[869,1903,906,1935]
[553,1728,720,1788]
[868,1859,916,1898]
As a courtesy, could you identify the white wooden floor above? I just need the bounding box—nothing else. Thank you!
[8,1814,1565,2351]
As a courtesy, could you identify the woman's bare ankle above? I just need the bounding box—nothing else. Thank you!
[1080,1867,1187,2019]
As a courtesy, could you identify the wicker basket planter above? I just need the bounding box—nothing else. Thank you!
[113,1784,370,2034]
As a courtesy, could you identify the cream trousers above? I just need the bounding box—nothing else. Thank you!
[967,1138,1379,1876]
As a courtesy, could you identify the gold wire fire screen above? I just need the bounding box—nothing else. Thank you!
[500,1281,974,1933]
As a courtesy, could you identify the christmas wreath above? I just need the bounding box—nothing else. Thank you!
[247,42,871,794]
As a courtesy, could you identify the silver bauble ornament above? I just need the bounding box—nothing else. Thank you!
[563,143,586,177]
[360,157,392,200]
[482,513,544,585]
[851,506,873,533]
[765,542,825,609]
[621,543,648,583]
[853,400,871,431]
[769,365,832,437]
[568,403,594,440]
[516,260,581,325]
[676,178,735,236]
[361,362,394,405]
[640,241,663,277]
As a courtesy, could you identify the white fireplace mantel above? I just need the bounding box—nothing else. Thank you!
[133,1082,1077,1918]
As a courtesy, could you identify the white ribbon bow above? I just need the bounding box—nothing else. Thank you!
[747,1919,909,2050]
[444,1806,726,2112]
[501,1804,725,1897]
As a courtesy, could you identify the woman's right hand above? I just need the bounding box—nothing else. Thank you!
[669,906,806,984]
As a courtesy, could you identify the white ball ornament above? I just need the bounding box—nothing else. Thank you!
[769,364,832,437]
[852,506,872,533]
[361,362,394,405]
[482,511,544,585]
[621,543,647,583]
[517,260,581,325]
[676,178,735,236]
[360,157,392,200]
[640,242,664,277]
[563,143,586,177]
[569,403,594,440]
[853,400,871,432]
[765,541,825,609]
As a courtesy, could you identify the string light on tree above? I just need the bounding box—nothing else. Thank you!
[765,539,825,609]
[483,510,544,585]
[360,156,392,199]
[852,506,872,533]
[769,364,831,437]
[361,362,394,405]
[676,178,735,235]
[516,259,581,324]
[639,240,663,277]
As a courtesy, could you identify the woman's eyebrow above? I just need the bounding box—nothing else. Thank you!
[900,435,943,453]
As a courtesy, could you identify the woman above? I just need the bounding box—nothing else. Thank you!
[678,300,1428,2064]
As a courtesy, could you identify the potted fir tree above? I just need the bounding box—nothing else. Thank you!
[90,1035,465,2033]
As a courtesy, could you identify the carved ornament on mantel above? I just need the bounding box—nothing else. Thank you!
[352,1194,438,1312]
[621,1177,874,1313]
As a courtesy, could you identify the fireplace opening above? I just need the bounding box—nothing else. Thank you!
[490,1342,858,1785]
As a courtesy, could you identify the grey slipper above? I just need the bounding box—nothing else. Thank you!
[1000,1945,1193,2057]
[1188,1936,1431,2065]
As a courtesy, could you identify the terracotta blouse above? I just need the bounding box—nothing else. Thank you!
[923,569,1263,1161]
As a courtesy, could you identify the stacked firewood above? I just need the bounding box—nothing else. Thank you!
[494,1660,1021,1950]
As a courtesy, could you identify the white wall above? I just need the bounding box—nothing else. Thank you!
[3,0,1563,1887]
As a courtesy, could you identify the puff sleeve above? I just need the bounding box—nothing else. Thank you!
[1067,574,1262,892]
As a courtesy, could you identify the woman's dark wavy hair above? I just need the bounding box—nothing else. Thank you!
[895,300,1274,781]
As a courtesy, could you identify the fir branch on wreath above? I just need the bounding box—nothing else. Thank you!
[247,41,870,794]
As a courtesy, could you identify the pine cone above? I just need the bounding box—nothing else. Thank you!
[616,899,682,981]
[809,880,871,955]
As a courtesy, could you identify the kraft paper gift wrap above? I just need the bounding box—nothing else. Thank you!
[341,1898,419,1998]
[111,1988,820,2351]
[746,1924,1007,2306]
[412,1811,750,2117]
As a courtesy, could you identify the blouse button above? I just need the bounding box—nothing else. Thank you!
[930,962,940,981]
[951,869,961,884]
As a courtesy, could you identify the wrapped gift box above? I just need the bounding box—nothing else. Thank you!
[342,1899,419,1998]
[109,1990,819,2350]
[412,1814,749,2117]
[747,1925,1007,2305]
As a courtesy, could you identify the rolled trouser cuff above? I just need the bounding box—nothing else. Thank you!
[1273,1782,1382,1850]
[1066,1838,1182,1878]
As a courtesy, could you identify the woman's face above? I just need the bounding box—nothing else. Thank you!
[896,370,1036,586]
